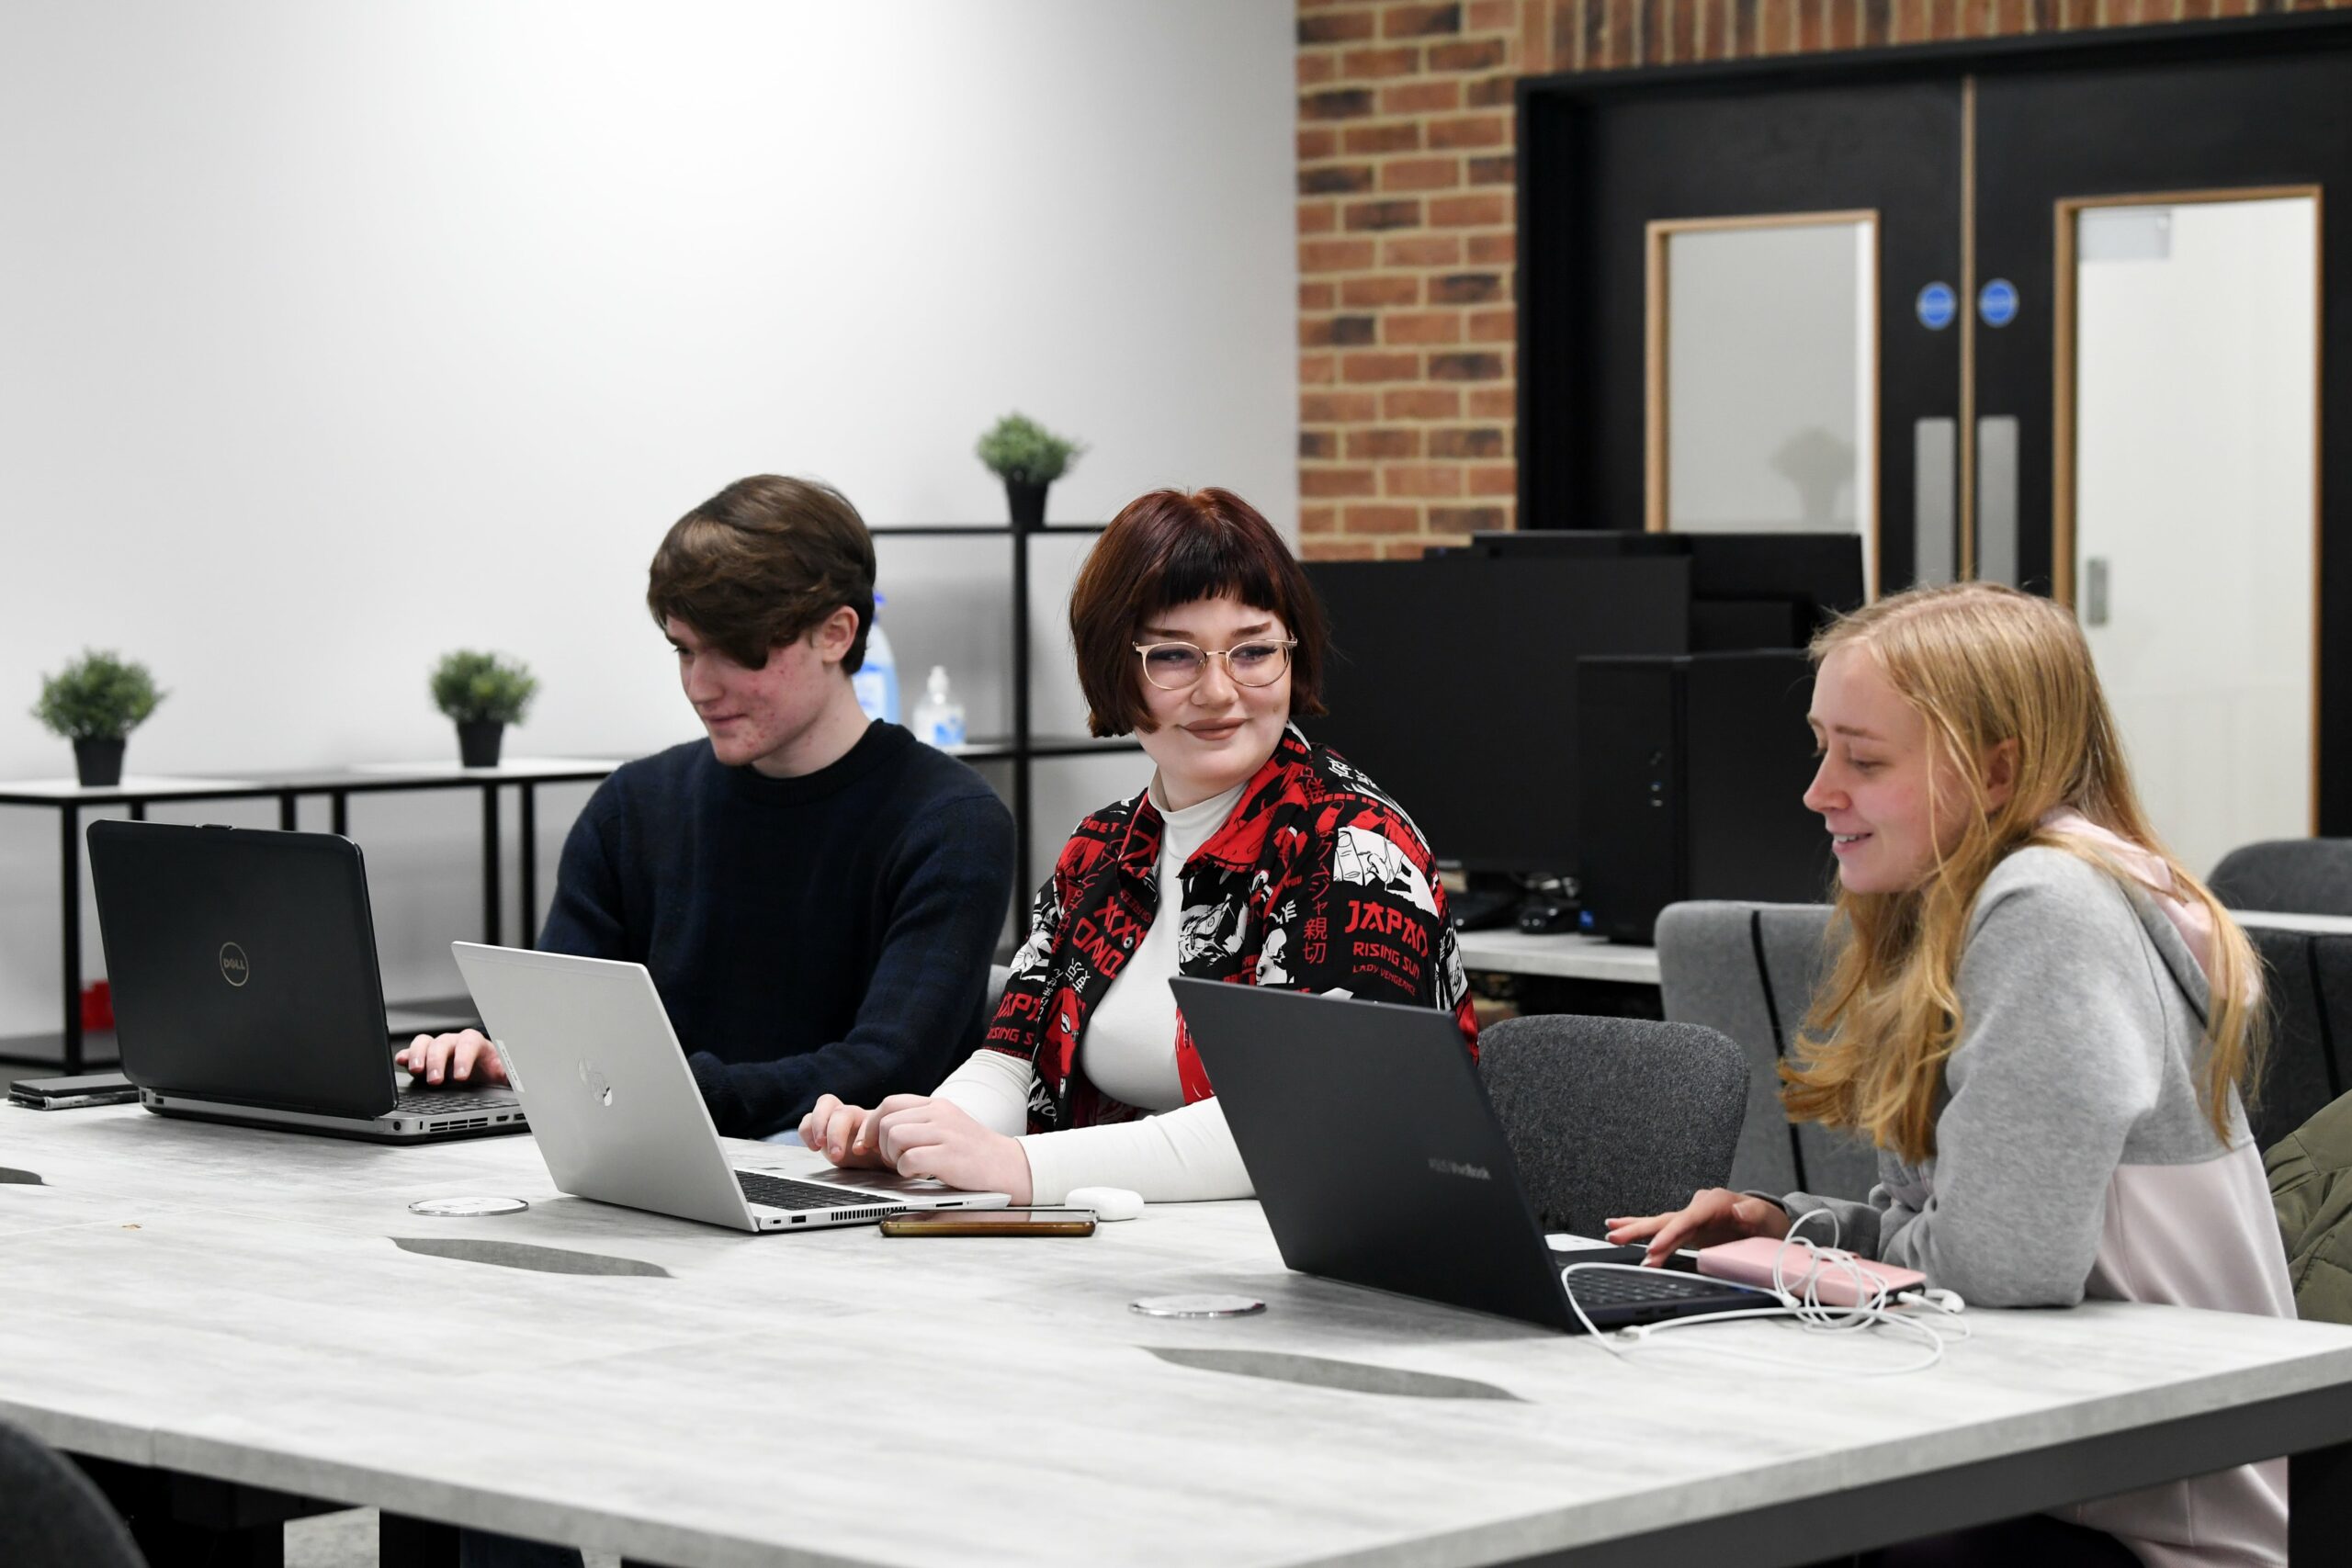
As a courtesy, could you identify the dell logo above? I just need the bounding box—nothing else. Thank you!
[1427,1156,1492,1181]
[219,942,251,987]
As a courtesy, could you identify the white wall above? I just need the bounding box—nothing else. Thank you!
[0,0,1296,1040]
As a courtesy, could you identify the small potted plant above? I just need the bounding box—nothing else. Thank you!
[34,650,165,787]
[430,650,538,768]
[976,412,1083,531]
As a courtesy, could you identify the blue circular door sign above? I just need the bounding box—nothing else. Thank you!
[1979,278,2019,328]
[1916,282,1957,331]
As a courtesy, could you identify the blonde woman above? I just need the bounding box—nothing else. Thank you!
[1610,582,2290,1568]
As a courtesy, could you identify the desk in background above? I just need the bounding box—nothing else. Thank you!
[1455,908,2352,1021]
[2234,910,2352,935]
[3,1104,2350,1566]
[1454,929,1664,1020]
[0,759,623,1071]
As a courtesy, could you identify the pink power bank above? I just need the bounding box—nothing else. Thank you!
[1696,1236,1928,1305]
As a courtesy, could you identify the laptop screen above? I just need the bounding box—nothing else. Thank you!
[88,821,397,1119]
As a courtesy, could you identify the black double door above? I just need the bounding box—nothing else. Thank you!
[1521,15,2352,831]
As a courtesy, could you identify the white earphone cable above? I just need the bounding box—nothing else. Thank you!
[1562,1209,1969,1376]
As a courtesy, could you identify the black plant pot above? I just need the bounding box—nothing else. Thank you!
[457,720,506,769]
[1004,478,1048,532]
[73,738,125,788]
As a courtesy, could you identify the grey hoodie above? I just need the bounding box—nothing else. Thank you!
[1784,845,2294,1568]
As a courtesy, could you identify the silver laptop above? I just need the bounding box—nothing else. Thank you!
[451,942,1010,1231]
[87,820,525,1144]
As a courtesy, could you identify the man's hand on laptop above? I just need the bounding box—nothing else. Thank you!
[394,1029,510,1087]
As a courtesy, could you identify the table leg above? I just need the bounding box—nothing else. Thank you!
[61,805,81,1073]
[332,789,348,837]
[482,784,503,948]
[277,791,296,831]
[129,799,146,822]
[2292,1438,2352,1561]
[520,782,538,949]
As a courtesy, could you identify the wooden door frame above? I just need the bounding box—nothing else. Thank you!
[1641,209,1883,570]
[2052,184,2325,832]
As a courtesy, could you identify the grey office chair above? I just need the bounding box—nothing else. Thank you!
[2210,839,2352,916]
[2245,926,2350,1154]
[1654,900,1879,1201]
[0,1421,146,1568]
[1476,1014,1747,1236]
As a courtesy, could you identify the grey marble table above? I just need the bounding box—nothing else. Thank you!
[5,1105,2352,1567]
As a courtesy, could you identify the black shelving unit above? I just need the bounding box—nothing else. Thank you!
[871,525,1142,921]
[0,760,618,1071]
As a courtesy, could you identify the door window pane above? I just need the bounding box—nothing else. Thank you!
[1657,217,1877,588]
[2073,194,2317,871]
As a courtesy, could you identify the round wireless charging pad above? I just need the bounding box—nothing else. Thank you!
[1129,1293,1265,1319]
[406,1196,529,1217]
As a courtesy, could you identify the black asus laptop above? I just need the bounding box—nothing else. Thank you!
[86,820,526,1143]
[1171,979,1767,1334]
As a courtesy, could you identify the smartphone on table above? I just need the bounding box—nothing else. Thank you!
[8,1071,139,1110]
[879,1208,1097,1237]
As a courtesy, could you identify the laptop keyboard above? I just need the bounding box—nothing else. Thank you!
[393,1088,520,1114]
[1563,1269,1736,1305]
[735,1171,902,1213]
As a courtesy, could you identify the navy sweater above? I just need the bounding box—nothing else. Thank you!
[537,722,1015,1138]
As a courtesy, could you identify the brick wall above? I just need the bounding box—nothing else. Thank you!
[1295,0,2347,560]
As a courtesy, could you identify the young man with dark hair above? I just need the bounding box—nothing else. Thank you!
[399,475,1015,1139]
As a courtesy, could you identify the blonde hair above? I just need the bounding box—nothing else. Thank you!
[1781,581,2263,1162]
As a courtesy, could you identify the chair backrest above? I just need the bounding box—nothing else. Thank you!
[987,964,1012,1014]
[1476,1014,1747,1236]
[2245,924,2351,1152]
[0,1420,146,1568]
[2210,840,2352,916]
[1654,900,1879,1200]
[1651,902,1789,1192]
[1754,906,1881,1201]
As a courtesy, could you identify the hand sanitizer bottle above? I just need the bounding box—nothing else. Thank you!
[852,592,900,725]
[910,666,966,749]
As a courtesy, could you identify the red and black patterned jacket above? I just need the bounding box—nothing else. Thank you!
[981,725,1477,1134]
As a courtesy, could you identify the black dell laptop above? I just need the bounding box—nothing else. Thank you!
[1171,979,1766,1334]
[87,819,525,1143]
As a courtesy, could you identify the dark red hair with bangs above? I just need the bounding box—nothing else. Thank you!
[1069,488,1329,738]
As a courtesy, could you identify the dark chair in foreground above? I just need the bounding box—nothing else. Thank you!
[0,1420,145,1568]
[2211,839,2352,916]
[1653,900,1879,1200]
[1476,1014,1747,1236]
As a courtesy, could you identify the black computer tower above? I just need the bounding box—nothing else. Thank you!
[1577,651,1832,944]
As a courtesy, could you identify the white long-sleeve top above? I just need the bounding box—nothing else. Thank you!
[932,780,1253,1203]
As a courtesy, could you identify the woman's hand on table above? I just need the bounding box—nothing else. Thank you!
[870,1096,1035,1204]
[1605,1187,1792,1267]
[799,1094,897,1169]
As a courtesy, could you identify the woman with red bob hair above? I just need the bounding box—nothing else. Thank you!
[800,487,1477,1203]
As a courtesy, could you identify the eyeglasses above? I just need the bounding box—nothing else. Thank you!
[1131,638,1297,691]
